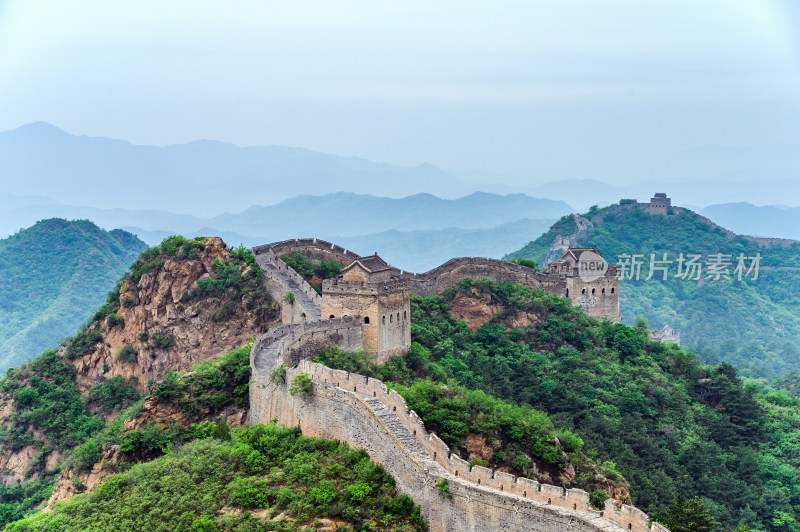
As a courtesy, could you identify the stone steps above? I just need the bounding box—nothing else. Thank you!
[260,256,322,321]
[362,396,430,461]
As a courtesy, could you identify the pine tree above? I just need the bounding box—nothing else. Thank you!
[663,494,716,532]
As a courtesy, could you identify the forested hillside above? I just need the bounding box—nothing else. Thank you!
[317,280,800,531]
[506,204,800,379]
[0,219,148,372]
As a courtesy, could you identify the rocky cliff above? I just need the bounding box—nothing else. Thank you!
[0,236,277,492]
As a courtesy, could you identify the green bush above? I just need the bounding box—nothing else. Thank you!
[435,477,451,499]
[269,364,287,385]
[87,376,141,413]
[149,331,175,349]
[106,313,124,328]
[64,330,102,360]
[117,344,137,363]
[9,424,427,531]
[72,440,102,473]
[289,373,313,399]
[590,489,608,509]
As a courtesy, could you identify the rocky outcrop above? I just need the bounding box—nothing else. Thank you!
[72,238,276,392]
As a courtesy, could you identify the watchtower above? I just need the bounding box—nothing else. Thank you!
[545,247,621,322]
[648,193,671,214]
[321,254,411,362]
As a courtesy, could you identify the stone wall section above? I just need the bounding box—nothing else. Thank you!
[249,357,668,532]
[251,238,621,322]
[250,316,365,375]
[252,246,322,322]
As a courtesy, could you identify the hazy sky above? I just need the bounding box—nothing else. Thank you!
[1,1,798,181]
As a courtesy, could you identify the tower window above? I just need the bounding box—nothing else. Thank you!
[390,314,393,323]
[591,288,595,294]
[329,314,335,319]
[611,287,615,294]
[382,316,386,324]
[364,316,370,324]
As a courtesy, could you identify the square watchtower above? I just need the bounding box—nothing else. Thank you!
[321,254,411,362]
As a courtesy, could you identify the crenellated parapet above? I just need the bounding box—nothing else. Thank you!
[249,313,668,532]
[250,316,365,374]
[276,360,669,532]
[252,238,620,323]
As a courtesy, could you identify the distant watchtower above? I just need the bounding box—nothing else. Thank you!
[321,254,411,362]
[647,193,671,215]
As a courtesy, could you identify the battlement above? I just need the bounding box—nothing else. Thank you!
[253,237,621,349]
[322,278,410,293]
[250,345,667,531]
[296,359,669,531]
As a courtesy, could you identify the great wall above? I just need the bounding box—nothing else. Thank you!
[248,238,667,532]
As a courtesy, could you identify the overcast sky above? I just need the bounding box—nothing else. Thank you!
[1,0,798,182]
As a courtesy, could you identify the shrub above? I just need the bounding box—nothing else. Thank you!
[509,258,540,272]
[117,344,137,363]
[511,453,532,472]
[72,439,102,473]
[556,429,584,453]
[149,331,175,349]
[289,373,313,399]
[65,330,103,360]
[269,364,287,385]
[590,489,608,509]
[88,376,142,413]
[435,478,451,499]
[106,313,125,328]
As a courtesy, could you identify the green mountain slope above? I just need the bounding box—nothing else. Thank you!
[0,219,148,372]
[317,280,799,531]
[506,204,800,379]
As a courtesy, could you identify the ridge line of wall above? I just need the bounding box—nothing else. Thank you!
[294,359,667,532]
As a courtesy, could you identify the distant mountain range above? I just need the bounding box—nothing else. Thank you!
[3,122,799,218]
[0,191,570,271]
[0,219,147,372]
[701,202,800,241]
[0,122,466,214]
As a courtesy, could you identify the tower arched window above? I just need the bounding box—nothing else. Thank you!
[364,316,370,324]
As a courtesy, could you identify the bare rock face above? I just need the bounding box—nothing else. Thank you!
[0,237,277,491]
[71,238,276,392]
[449,288,503,331]
[448,286,539,331]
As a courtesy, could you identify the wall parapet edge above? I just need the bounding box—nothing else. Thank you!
[288,360,666,532]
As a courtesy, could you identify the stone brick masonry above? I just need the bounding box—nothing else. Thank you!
[248,239,663,531]
[249,355,668,532]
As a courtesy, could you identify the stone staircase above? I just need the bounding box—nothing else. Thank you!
[272,263,322,321]
[362,395,433,464]
[253,247,322,321]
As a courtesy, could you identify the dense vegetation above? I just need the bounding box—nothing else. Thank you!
[281,252,341,293]
[313,346,619,504]
[506,205,800,379]
[0,336,259,526]
[322,279,800,531]
[0,219,147,372]
[5,424,426,532]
